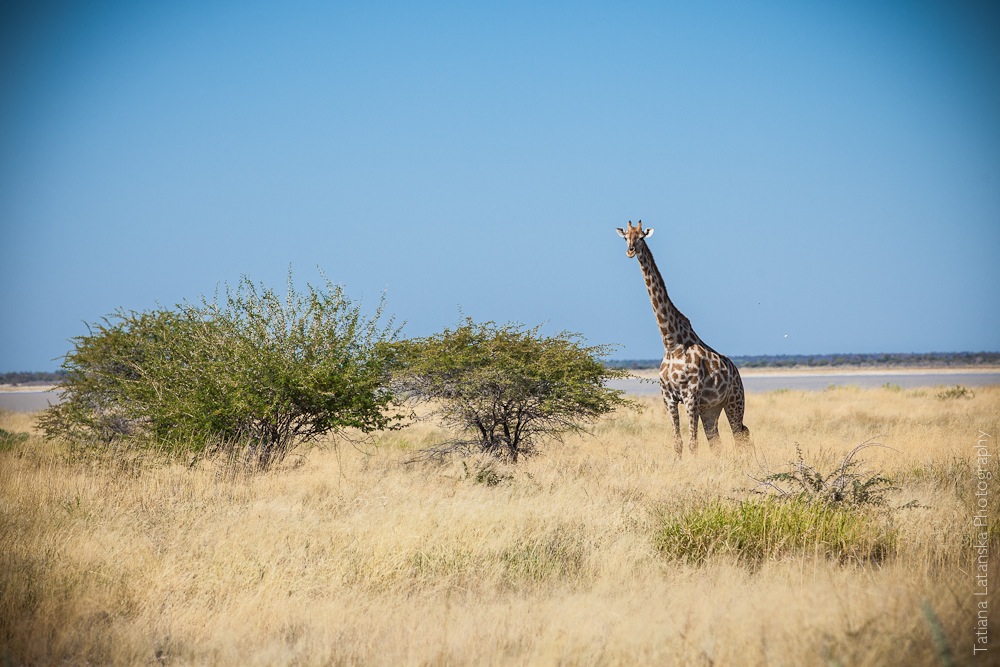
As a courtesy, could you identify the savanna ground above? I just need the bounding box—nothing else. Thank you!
[1,384,998,666]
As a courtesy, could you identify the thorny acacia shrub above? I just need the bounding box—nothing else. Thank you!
[39,275,401,469]
[394,319,635,461]
[750,440,900,508]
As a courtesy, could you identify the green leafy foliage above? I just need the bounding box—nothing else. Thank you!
[393,319,635,461]
[39,274,401,469]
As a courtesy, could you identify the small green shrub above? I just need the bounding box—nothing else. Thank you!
[0,428,30,451]
[654,498,897,565]
[463,461,512,487]
[751,440,898,508]
[394,319,635,461]
[935,385,975,400]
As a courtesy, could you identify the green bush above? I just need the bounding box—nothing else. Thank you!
[654,498,897,565]
[935,385,975,400]
[393,319,635,461]
[0,428,30,451]
[39,274,401,469]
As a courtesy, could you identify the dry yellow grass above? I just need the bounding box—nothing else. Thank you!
[1,385,998,665]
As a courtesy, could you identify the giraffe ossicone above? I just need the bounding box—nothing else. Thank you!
[617,219,750,455]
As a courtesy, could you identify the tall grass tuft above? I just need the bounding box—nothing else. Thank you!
[654,498,897,565]
[921,600,956,667]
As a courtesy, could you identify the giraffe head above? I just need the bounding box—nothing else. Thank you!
[615,220,654,258]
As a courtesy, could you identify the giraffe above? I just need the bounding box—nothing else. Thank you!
[616,220,750,455]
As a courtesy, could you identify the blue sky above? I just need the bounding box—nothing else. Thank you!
[1,1,998,371]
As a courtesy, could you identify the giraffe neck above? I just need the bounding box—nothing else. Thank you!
[635,243,700,353]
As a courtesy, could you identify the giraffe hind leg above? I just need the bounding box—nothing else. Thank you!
[702,405,724,450]
[724,390,751,446]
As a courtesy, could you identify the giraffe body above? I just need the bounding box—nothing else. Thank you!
[617,220,749,454]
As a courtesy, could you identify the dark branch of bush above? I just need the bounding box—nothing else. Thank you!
[747,438,901,508]
[403,438,481,464]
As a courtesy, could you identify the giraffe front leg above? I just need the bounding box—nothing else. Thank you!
[684,398,700,454]
[664,395,683,456]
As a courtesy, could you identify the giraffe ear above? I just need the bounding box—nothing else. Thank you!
[616,228,626,238]
[644,228,654,238]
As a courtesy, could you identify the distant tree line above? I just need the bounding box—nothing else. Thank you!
[0,371,67,386]
[606,351,1000,370]
[8,351,998,384]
